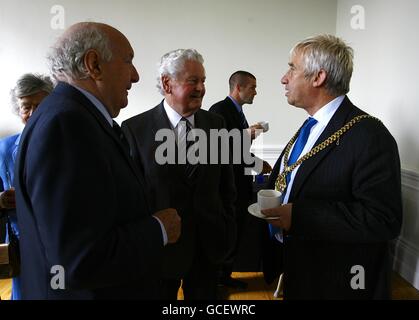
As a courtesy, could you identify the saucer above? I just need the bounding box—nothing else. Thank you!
[248,203,279,220]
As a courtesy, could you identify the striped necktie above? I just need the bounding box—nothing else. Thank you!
[178,118,198,180]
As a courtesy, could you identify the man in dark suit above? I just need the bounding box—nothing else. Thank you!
[262,34,402,299]
[14,22,181,299]
[122,49,237,300]
[209,71,271,288]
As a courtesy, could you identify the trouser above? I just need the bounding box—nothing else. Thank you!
[159,248,218,300]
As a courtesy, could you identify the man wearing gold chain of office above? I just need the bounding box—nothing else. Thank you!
[261,34,402,300]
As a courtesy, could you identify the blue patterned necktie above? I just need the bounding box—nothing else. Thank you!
[269,117,318,240]
[285,117,318,188]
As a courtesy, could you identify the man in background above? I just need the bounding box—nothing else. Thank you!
[209,71,271,288]
[0,73,54,299]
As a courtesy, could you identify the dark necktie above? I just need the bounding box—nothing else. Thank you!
[112,120,130,153]
[178,118,198,180]
[239,109,249,129]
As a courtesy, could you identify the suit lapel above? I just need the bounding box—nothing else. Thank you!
[289,97,360,199]
[224,97,246,129]
[151,102,182,177]
[56,83,146,188]
[152,101,173,131]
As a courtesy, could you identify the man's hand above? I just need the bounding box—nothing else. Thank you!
[0,188,16,210]
[153,208,181,244]
[262,203,293,231]
[246,123,264,140]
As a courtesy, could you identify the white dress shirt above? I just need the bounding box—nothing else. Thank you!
[281,95,345,203]
[163,100,195,135]
[273,96,344,243]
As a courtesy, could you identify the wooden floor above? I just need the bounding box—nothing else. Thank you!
[217,271,419,300]
[1,271,418,300]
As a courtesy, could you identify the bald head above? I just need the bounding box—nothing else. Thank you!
[47,22,139,118]
[48,22,116,82]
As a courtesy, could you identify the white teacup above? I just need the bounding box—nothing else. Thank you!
[258,121,269,133]
[257,189,282,210]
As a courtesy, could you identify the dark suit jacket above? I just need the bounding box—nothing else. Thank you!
[14,82,164,299]
[209,97,253,211]
[121,102,237,278]
[265,97,402,299]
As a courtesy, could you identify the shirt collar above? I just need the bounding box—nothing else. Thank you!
[311,95,345,126]
[163,99,195,128]
[72,85,113,127]
[228,96,243,114]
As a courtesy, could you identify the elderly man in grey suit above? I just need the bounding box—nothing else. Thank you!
[122,49,237,300]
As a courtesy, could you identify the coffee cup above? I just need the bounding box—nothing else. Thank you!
[258,121,269,132]
[257,189,281,210]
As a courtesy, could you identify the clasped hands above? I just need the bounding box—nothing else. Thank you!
[261,203,293,232]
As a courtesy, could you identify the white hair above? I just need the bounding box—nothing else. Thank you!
[156,49,204,95]
[292,34,354,96]
[10,73,54,115]
[47,24,113,82]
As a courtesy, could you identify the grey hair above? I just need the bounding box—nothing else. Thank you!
[292,34,354,96]
[156,49,204,95]
[47,24,113,82]
[10,73,54,115]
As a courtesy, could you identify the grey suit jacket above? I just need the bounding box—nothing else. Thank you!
[122,102,237,278]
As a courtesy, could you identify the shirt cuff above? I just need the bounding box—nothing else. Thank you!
[152,216,168,246]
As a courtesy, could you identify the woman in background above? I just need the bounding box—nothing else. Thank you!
[0,73,53,300]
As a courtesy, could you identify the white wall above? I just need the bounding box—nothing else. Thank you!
[337,0,419,290]
[0,0,337,143]
[1,0,418,291]
[1,0,418,292]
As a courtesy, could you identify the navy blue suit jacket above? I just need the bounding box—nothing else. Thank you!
[209,97,253,211]
[265,97,402,299]
[14,82,164,299]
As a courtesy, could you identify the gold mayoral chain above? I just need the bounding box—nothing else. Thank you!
[275,115,381,193]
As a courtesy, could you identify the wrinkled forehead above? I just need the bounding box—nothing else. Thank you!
[18,91,48,106]
[176,60,205,78]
